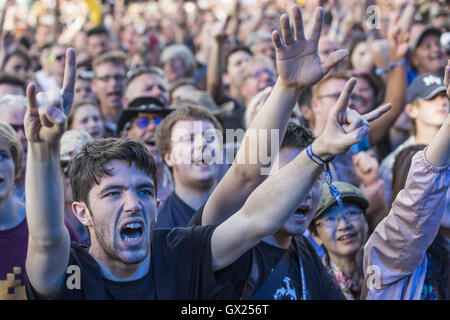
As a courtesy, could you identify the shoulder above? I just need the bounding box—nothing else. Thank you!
[152,225,217,254]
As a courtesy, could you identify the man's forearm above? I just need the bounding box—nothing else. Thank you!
[211,148,323,270]
[202,79,302,225]
[234,78,302,178]
[206,41,225,104]
[398,2,417,32]
[26,143,67,245]
[241,149,322,235]
[370,65,406,145]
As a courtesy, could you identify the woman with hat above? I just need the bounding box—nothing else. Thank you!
[308,181,370,299]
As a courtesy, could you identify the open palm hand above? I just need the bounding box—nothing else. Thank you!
[273,6,348,90]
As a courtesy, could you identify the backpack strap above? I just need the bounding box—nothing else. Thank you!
[240,249,259,300]
[240,246,292,300]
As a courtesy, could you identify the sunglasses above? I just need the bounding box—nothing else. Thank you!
[134,117,163,128]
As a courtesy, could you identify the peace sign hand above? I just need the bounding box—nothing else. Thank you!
[25,48,76,145]
[312,78,392,159]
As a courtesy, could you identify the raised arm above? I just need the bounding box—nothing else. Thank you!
[206,16,229,104]
[211,78,392,271]
[25,48,76,299]
[369,13,409,146]
[201,6,348,226]
[362,62,450,300]
[426,60,450,167]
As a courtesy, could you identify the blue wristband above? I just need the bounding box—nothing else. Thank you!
[389,58,407,69]
[306,145,343,208]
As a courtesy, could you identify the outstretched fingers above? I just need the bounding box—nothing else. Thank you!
[291,5,305,41]
[444,60,450,97]
[321,49,348,74]
[61,48,77,114]
[272,30,284,49]
[331,77,357,117]
[280,13,294,46]
[309,7,324,47]
[26,83,39,117]
[362,103,392,122]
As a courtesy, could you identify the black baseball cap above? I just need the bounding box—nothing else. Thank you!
[116,97,173,135]
[406,74,446,104]
[410,25,442,52]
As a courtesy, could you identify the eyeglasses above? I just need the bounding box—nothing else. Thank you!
[95,74,126,83]
[349,93,369,106]
[316,93,341,101]
[245,67,274,80]
[315,211,364,229]
[316,93,370,106]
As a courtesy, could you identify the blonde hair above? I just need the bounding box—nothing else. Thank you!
[0,121,23,176]
[312,71,350,98]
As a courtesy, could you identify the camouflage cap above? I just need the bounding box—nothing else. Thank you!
[312,181,369,221]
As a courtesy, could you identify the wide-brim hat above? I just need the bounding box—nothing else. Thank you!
[116,97,173,135]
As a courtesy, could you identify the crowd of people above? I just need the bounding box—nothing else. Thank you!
[0,0,448,301]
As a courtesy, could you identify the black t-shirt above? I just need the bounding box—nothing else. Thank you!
[25,225,242,300]
[189,206,345,300]
[154,192,196,229]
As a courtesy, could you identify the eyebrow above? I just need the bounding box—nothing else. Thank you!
[99,182,155,195]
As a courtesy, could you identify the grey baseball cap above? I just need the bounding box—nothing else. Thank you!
[406,74,446,104]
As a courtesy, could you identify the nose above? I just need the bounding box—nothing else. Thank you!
[123,191,142,214]
[336,214,352,230]
[151,86,162,99]
[304,191,312,202]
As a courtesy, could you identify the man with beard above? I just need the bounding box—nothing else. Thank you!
[116,97,174,202]
[23,7,388,300]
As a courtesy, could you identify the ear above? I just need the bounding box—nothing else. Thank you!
[121,96,129,109]
[300,105,312,120]
[72,201,93,228]
[405,103,418,119]
[163,151,173,168]
[91,79,98,94]
[410,53,420,70]
[310,230,323,246]
[156,198,161,210]
[223,73,230,86]
[310,98,319,113]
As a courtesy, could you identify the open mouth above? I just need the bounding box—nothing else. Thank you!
[145,139,156,146]
[107,92,122,101]
[120,221,144,245]
[294,204,311,218]
[337,232,357,241]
